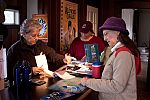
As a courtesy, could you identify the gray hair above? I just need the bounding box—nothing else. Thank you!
[19,18,42,35]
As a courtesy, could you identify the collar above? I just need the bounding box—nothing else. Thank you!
[80,35,93,41]
[20,36,36,50]
[111,42,124,52]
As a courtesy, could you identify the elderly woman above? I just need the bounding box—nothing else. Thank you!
[7,18,71,86]
[79,17,140,100]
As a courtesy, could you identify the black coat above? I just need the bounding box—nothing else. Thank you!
[7,37,65,84]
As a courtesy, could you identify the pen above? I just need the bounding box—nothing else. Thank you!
[63,86,73,88]
[63,85,79,89]
[63,86,79,93]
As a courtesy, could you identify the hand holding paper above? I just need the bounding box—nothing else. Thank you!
[35,52,54,77]
[35,52,75,79]
[63,53,77,65]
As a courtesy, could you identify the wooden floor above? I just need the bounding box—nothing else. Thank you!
[137,78,150,100]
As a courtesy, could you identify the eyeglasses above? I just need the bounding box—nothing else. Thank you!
[25,33,39,39]
[30,34,39,38]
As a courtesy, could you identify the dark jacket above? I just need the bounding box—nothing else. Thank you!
[7,37,65,85]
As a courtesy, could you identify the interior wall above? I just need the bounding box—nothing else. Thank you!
[138,9,150,47]
[122,9,134,39]
[27,0,38,19]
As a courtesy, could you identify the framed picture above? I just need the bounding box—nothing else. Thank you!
[32,14,48,43]
[60,0,78,53]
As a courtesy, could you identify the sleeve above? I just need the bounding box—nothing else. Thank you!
[81,51,134,93]
[45,46,65,71]
[68,39,76,57]
[7,47,17,86]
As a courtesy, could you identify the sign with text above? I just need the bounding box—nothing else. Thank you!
[60,0,78,53]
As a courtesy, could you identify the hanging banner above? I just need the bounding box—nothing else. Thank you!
[32,14,48,43]
[60,0,78,53]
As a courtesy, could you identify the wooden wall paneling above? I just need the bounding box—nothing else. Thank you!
[53,0,61,52]
[86,0,99,8]
[38,0,61,52]
[67,0,78,3]
[4,26,20,50]
[38,0,46,14]
[47,0,52,49]
[118,1,150,9]
[5,0,18,7]
[19,0,27,23]
[47,0,61,52]
[78,0,86,37]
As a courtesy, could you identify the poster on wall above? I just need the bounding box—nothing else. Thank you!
[32,14,48,43]
[60,0,78,53]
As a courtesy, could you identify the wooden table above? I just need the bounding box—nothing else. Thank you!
[0,76,94,100]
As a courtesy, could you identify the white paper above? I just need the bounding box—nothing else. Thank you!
[0,48,7,79]
[35,53,48,70]
[55,72,75,80]
[35,53,54,76]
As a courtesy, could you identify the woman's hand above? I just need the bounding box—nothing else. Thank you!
[81,55,86,61]
[77,77,89,85]
[39,71,52,78]
[63,53,71,64]
[32,67,44,75]
[32,67,52,78]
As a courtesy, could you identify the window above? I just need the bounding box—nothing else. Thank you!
[122,9,134,39]
[3,9,19,25]
[87,5,98,36]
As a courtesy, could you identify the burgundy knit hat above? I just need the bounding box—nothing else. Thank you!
[99,17,129,35]
[80,21,94,33]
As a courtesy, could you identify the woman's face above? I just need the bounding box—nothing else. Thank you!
[103,30,119,47]
[23,28,41,45]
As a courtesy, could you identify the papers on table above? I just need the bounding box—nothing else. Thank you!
[55,72,75,80]
[66,61,92,75]
[35,52,75,79]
